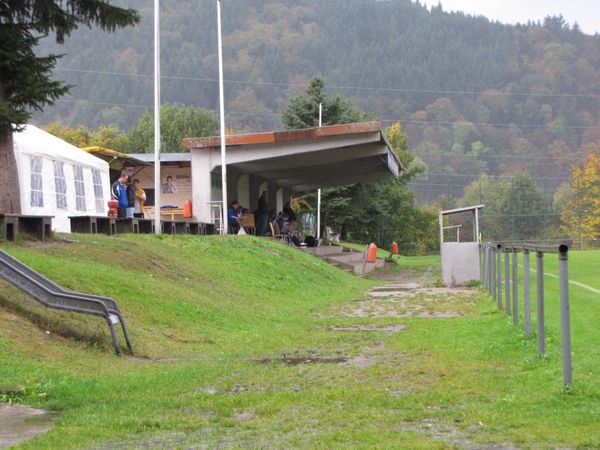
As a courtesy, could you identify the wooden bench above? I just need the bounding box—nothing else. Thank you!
[144,207,185,221]
[160,208,184,220]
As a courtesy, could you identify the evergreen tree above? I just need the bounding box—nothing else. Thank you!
[0,1,139,213]
[281,76,369,129]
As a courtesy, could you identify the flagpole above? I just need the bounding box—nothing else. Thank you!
[317,103,322,240]
[217,0,228,235]
[153,0,161,234]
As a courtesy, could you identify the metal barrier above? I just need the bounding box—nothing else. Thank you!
[481,241,572,386]
[0,248,132,356]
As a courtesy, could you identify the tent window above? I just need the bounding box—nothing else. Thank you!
[92,169,104,213]
[73,166,86,211]
[53,161,68,210]
[30,156,44,207]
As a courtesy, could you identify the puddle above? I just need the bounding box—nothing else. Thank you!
[0,404,57,448]
[331,325,406,332]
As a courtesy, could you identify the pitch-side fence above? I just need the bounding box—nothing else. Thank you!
[480,241,572,386]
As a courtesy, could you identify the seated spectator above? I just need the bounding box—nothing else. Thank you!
[275,211,285,231]
[227,200,241,233]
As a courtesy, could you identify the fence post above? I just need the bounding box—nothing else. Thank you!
[487,246,492,294]
[536,250,545,354]
[558,245,572,386]
[512,249,519,326]
[480,245,485,285]
[523,250,531,338]
[483,245,488,289]
[486,246,491,292]
[491,246,496,301]
[497,247,502,310]
[504,249,511,316]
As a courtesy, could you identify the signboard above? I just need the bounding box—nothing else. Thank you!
[387,149,400,178]
[162,172,191,194]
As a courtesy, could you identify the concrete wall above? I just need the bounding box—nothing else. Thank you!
[136,165,193,210]
[441,242,481,286]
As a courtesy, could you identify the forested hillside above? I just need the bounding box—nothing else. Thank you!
[32,0,600,203]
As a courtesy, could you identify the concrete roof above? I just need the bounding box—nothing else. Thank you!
[183,121,403,191]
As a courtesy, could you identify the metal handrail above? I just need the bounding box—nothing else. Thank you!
[480,241,572,386]
[0,248,132,355]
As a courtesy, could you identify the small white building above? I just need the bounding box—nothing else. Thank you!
[13,125,111,233]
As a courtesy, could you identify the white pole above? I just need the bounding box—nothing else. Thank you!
[316,103,322,240]
[217,0,228,235]
[317,188,321,240]
[153,0,161,235]
[318,103,322,127]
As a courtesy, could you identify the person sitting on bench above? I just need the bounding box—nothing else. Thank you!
[227,201,242,234]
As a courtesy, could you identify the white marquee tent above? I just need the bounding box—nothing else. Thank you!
[13,125,111,233]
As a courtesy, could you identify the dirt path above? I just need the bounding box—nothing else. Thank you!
[0,404,56,449]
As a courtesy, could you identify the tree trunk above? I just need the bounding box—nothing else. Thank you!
[0,77,22,214]
[0,131,21,214]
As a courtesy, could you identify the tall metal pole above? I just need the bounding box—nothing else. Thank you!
[153,0,161,235]
[316,189,321,240]
[217,0,228,235]
[316,103,322,240]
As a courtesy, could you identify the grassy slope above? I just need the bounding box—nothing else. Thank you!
[0,236,599,448]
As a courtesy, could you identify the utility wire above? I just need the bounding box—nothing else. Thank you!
[54,67,600,99]
[55,97,600,131]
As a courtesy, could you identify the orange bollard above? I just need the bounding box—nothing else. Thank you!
[367,243,378,263]
[183,199,193,218]
[391,241,398,255]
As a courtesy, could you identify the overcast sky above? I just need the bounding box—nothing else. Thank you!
[424,0,599,35]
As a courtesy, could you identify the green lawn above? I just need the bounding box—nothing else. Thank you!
[1,236,599,448]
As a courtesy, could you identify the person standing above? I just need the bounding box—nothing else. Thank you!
[111,173,129,218]
[133,179,146,218]
[256,190,269,236]
[126,176,136,218]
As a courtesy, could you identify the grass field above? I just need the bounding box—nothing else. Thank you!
[0,235,599,448]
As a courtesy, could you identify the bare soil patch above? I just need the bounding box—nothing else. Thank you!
[331,325,406,332]
[258,355,347,366]
[256,351,347,366]
[399,419,519,450]
[340,283,479,318]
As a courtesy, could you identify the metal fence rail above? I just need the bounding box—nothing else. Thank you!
[481,241,572,386]
[0,248,132,356]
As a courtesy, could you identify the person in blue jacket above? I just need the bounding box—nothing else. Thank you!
[227,200,241,234]
[111,173,129,218]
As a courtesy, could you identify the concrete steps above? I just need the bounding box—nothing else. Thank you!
[302,244,385,275]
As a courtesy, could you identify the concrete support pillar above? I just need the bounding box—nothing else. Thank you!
[191,151,214,223]
[248,175,262,210]
[227,166,239,207]
[267,182,278,213]
[276,187,284,213]
[237,174,250,209]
